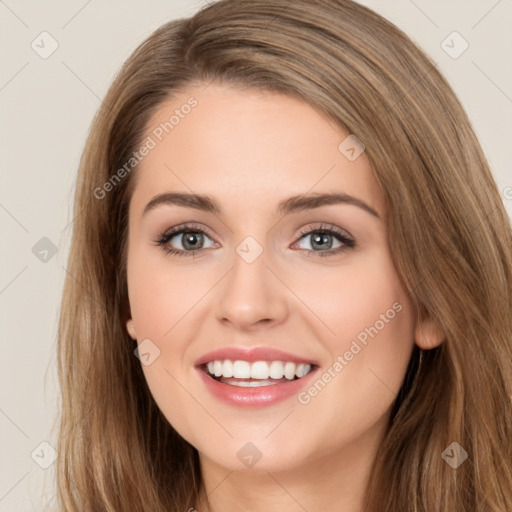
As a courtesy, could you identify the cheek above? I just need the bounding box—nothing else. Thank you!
[126,247,202,342]
[294,246,414,356]
[126,248,214,399]
[293,248,416,436]
[126,252,205,443]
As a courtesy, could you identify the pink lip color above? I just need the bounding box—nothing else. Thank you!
[196,366,318,408]
[194,346,318,367]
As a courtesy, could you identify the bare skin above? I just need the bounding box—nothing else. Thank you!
[124,82,444,512]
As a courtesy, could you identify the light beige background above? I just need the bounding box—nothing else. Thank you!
[1,1,510,510]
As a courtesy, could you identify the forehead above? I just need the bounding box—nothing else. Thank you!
[128,83,384,219]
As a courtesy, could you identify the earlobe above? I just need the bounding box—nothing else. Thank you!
[414,316,445,350]
[126,319,137,340]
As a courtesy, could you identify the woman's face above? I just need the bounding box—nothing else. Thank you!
[124,82,433,474]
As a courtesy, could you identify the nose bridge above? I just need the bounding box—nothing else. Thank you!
[214,232,288,329]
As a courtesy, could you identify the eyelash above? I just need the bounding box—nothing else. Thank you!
[153,222,356,258]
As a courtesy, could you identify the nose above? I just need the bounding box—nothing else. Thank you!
[214,243,289,332]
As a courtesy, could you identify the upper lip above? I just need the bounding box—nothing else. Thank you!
[194,346,318,367]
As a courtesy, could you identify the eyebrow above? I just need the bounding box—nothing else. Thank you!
[142,192,380,219]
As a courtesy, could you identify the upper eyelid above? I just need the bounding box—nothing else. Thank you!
[160,223,215,240]
[298,222,352,237]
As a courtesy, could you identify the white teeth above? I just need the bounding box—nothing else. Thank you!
[296,363,310,378]
[269,360,284,379]
[213,360,223,377]
[204,359,313,380]
[225,379,281,387]
[233,360,251,378]
[250,361,269,379]
[222,359,234,378]
[284,362,296,380]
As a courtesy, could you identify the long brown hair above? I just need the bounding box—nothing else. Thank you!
[55,0,512,510]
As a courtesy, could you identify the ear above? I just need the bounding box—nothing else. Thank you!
[414,315,445,350]
[126,318,137,340]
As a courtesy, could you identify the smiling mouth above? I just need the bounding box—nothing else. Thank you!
[201,359,316,387]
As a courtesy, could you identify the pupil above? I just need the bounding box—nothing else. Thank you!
[183,232,203,250]
[312,233,332,250]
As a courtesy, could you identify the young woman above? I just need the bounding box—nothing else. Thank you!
[55,0,512,510]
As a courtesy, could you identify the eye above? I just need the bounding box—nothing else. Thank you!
[153,223,217,257]
[293,223,355,257]
[153,222,355,258]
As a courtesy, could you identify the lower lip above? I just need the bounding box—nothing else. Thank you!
[197,367,318,408]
